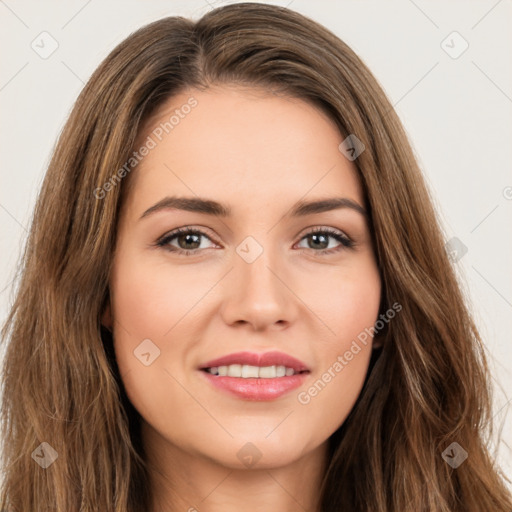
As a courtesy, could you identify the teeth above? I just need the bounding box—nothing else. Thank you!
[258,365,276,378]
[242,365,259,378]
[227,364,242,377]
[206,364,300,378]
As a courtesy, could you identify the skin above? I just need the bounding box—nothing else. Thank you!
[103,85,382,512]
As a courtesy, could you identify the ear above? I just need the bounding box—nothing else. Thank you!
[101,300,113,331]
[372,333,384,349]
[372,339,383,349]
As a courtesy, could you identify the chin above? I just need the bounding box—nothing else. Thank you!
[198,432,317,470]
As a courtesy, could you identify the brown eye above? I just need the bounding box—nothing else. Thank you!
[156,227,216,255]
[296,227,354,255]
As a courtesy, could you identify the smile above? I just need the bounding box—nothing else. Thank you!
[203,364,307,378]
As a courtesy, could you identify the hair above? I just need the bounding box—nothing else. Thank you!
[1,2,511,511]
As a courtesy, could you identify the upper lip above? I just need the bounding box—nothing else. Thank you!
[199,351,310,372]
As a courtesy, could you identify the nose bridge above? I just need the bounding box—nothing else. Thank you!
[239,235,277,286]
[222,232,296,329]
[237,233,283,300]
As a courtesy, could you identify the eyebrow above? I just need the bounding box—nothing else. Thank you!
[139,195,367,220]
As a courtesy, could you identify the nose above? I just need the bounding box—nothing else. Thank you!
[220,245,298,332]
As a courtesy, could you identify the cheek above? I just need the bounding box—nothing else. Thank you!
[109,250,206,341]
[298,253,381,341]
[108,255,198,431]
[293,261,381,428]
[107,253,182,387]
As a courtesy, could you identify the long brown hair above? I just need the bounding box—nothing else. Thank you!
[1,3,511,511]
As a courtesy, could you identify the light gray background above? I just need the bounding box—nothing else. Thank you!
[1,0,511,486]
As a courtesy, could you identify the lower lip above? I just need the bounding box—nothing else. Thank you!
[200,370,309,401]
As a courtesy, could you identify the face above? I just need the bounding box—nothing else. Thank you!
[104,85,382,470]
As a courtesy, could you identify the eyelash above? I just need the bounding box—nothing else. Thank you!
[155,226,355,256]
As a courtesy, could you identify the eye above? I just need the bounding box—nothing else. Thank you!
[156,226,217,255]
[295,227,354,255]
[156,226,354,256]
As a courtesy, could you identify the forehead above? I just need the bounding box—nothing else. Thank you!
[125,85,363,218]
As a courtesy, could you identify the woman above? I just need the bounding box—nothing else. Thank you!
[1,3,511,511]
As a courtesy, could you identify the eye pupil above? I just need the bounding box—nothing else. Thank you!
[179,233,201,249]
[309,233,328,250]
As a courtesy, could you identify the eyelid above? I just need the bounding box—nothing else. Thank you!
[155,225,220,249]
[296,225,351,241]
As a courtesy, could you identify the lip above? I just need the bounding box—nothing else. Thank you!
[199,350,310,372]
[198,351,310,401]
[200,371,309,401]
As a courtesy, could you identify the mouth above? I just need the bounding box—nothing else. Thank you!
[198,351,311,401]
[202,364,309,378]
